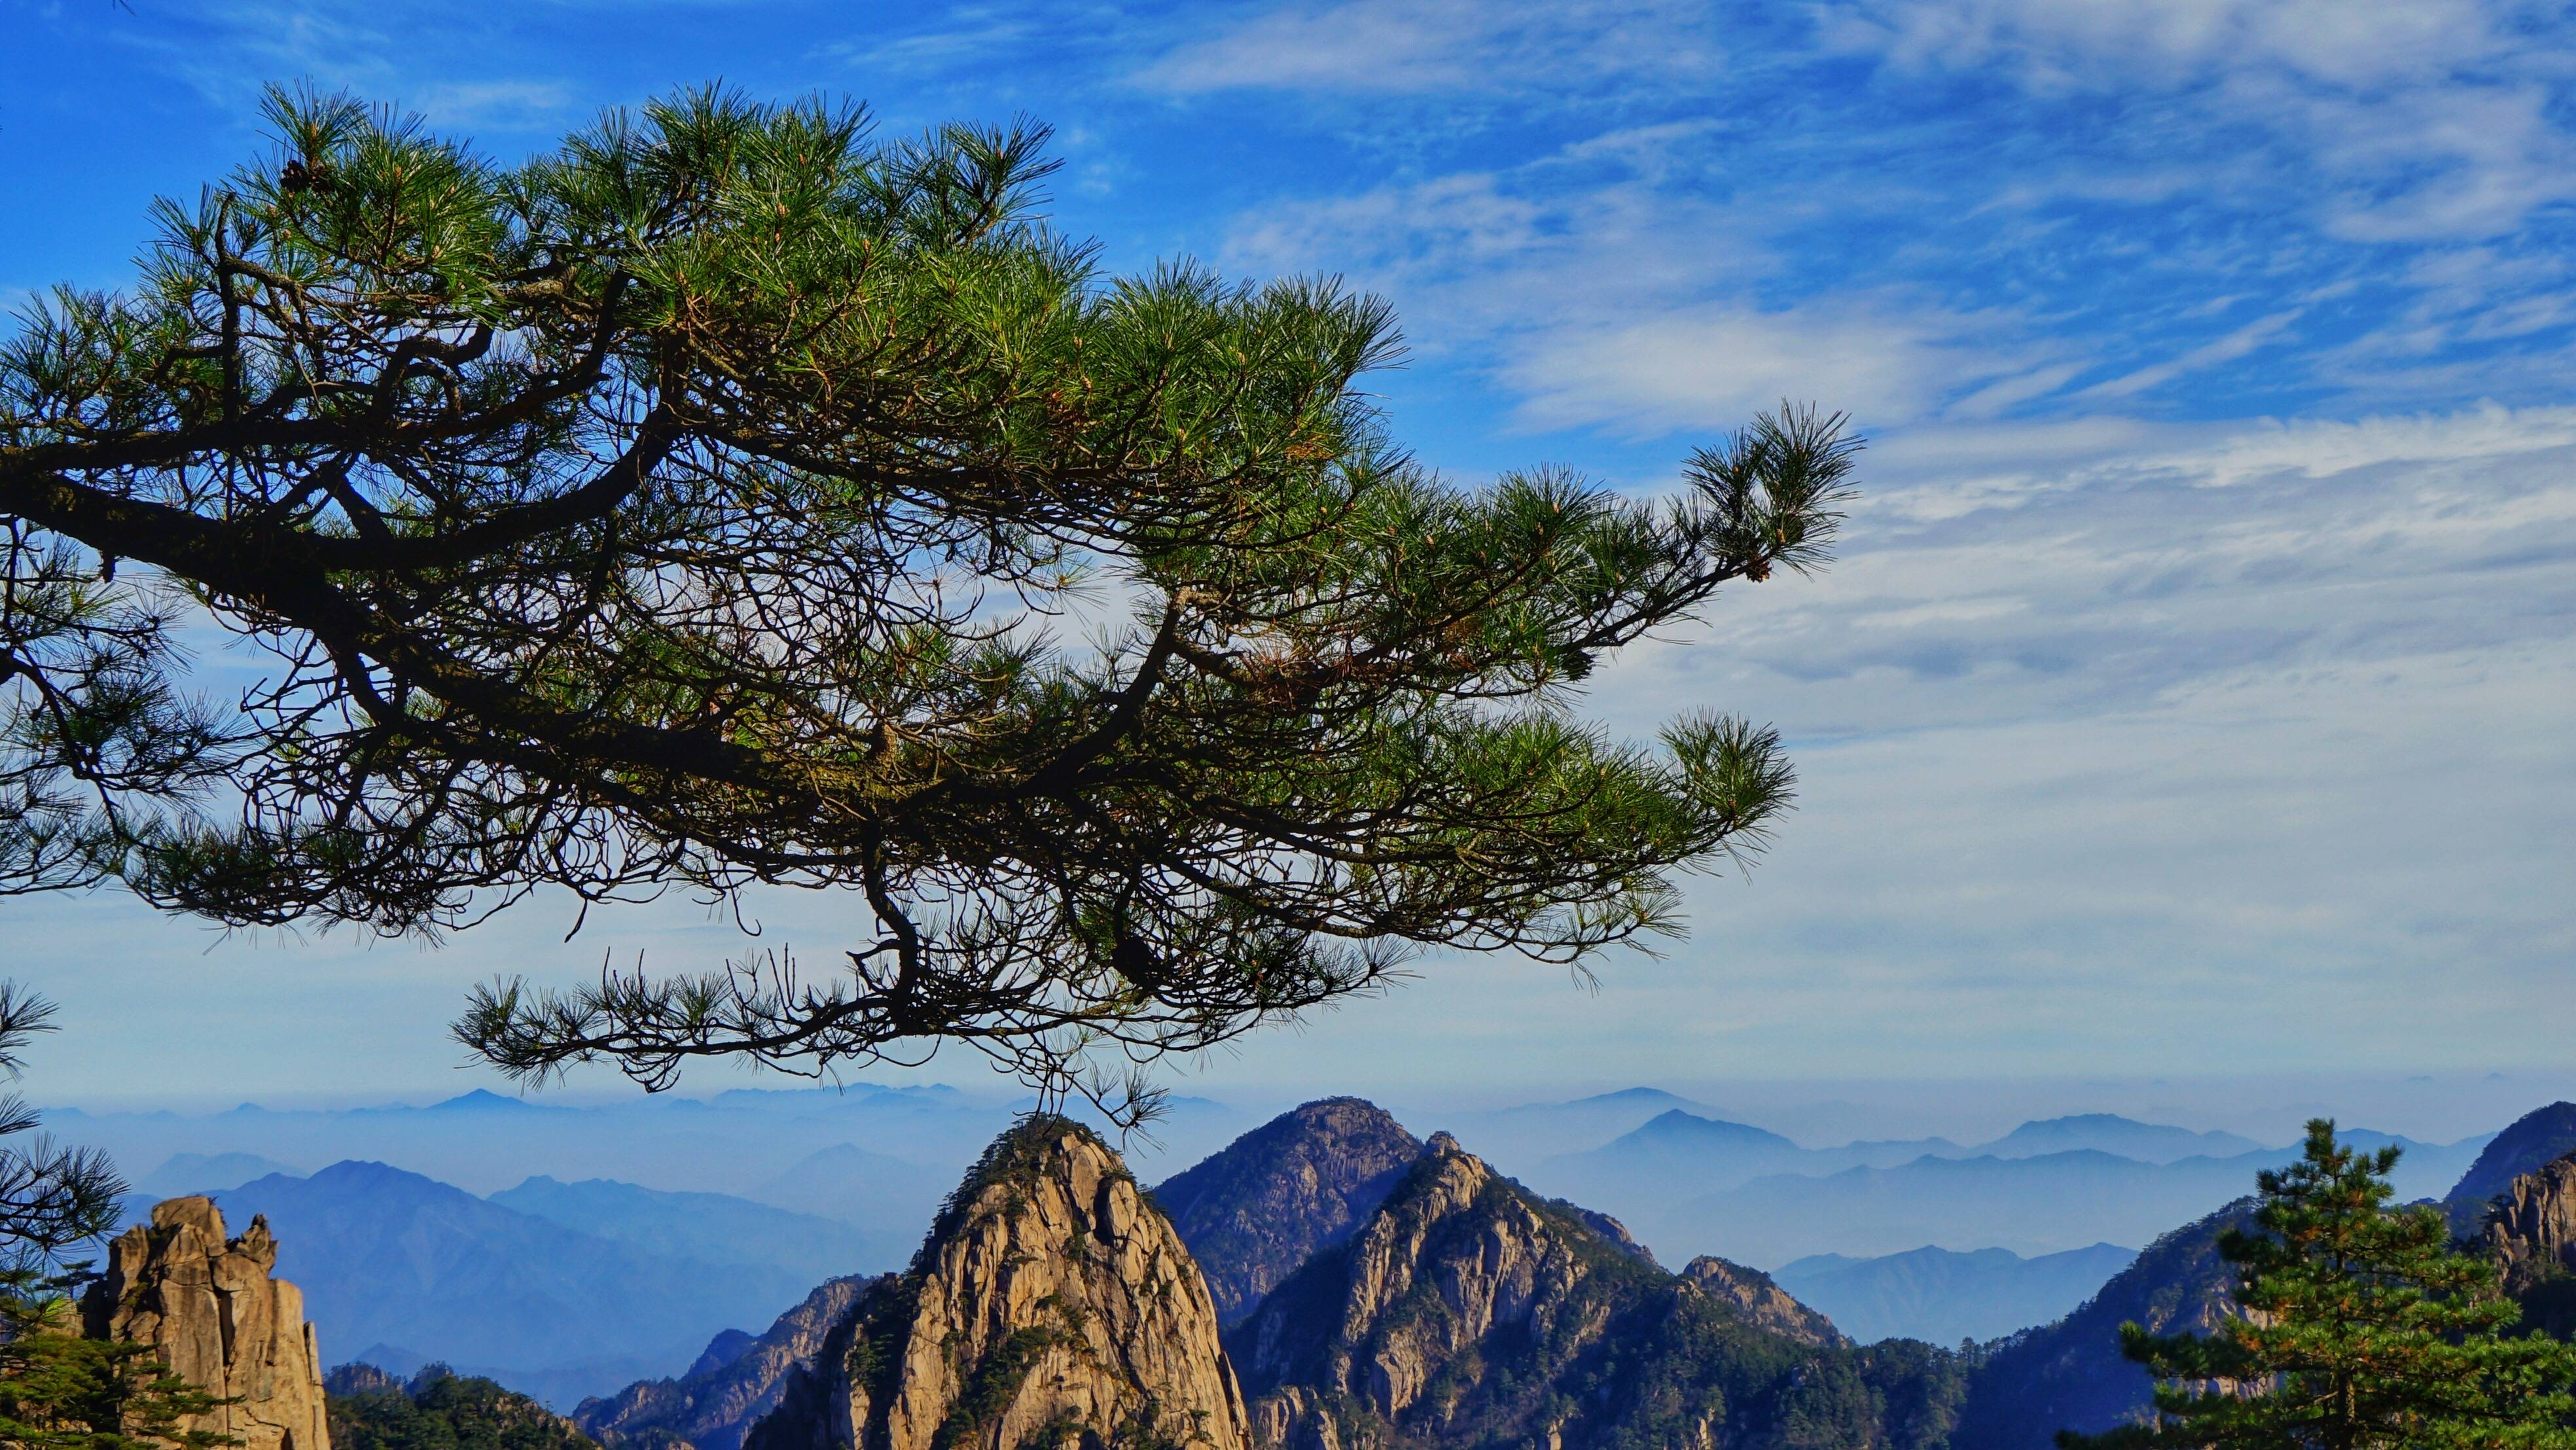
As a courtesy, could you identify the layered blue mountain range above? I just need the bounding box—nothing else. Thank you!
[1773,1243,2141,1345]
[1520,1109,2486,1265]
[82,1086,2511,1389]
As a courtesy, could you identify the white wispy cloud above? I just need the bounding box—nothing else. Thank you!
[2079,309,2302,400]
[1612,403,2576,734]
[1825,0,2520,88]
[1833,0,2576,243]
[99,1,584,141]
[113,1,404,105]
[1500,301,2024,436]
[1443,402,2576,1075]
[1219,156,2052,436]
[408,80,577,132]
[1200,404,2576,1089]
[1138,0,1720,95]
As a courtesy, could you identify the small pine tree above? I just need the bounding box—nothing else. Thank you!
[2062,1119,2576,1449]
[0,1267,232,1450]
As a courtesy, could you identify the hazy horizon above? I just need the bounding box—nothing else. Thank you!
[47,1066,2568,1151]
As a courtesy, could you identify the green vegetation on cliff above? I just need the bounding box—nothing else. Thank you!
[0,1268,228,1450]
[327,1366,595,1450]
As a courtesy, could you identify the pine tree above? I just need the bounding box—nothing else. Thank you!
[0,1266,231,1450]
[2062,1119,2576,1449]
[1,87,1858,1115]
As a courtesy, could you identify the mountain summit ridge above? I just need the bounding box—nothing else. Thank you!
[2449,1103,2576,1226]
[1153,1096,1423,1326]
[745,1118,1249,1450]
[1228,1127,1963,1448]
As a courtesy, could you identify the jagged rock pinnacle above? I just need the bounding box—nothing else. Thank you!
[81,1196,332,1450]
[747,1118,1249,1450]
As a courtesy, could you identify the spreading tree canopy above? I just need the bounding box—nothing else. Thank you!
[0,87,1857,1113]
[2064,1120,2576,1449]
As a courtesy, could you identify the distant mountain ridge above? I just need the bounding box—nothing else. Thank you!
[575,1277,874,1450]
[1655,1148,2271,1264]
[1951,1201,2251,1448]
[1776,1243,2138,1345]
[1975,1114,2262,1163]
[1530,1110,2480,1252]
[1526,1108,1959,1219]
[52,1079,1243,1211]
[1446,1086,1728,1161]
[135,1151,305,1198]
[737,1141,948,1248]
[1618,1108,1808,1158]
[211,1161,859,1406]
[487,1176,902,1287]
[1514,1108,2485,1267]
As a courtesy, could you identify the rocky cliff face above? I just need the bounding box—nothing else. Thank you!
[2486,1152,2576,1284]
[745,1119,1249,1450]
[1230,1132,1963,1449]
[81,1195,332,1450]
[1153,1099,1422,1328]
[2480,1150,2576,1339]
[2448,1103,2576,1231]
[578,1277,875,1450]
[1678,1256,1846,1347]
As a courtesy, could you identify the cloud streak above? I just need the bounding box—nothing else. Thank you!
[1217,156,2056,438]
[1139,0,1721,96]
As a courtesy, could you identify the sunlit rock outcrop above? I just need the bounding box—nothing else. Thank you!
[745,1120,1248,1450]
[82,1195,332,1450]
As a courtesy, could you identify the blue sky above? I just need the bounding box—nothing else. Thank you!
[6,0,2575,1115]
